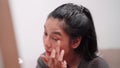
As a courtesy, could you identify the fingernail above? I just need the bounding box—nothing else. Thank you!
[61,50,64,54]
[64,60,67,65]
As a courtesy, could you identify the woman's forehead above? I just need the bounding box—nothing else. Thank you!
[44,18,69,37]
[45,18,65,30]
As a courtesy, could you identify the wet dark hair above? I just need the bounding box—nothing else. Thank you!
[47,3,98,61]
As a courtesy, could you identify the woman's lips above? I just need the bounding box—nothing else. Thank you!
[46,50,51,56]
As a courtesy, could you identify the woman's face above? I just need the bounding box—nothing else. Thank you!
[43,17,73,57]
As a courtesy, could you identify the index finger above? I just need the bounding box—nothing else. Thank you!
[56,40,61,57]
[58,49,64,62]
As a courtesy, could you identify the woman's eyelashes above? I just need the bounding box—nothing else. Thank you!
[51,37,59,41]
[44,31,59,41]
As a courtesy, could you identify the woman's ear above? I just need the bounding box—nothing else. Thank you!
[71,37,82,49]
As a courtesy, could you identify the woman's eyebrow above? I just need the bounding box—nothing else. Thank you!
[44,25,47,31]
[44,25,46,29]
[51,32,62,36]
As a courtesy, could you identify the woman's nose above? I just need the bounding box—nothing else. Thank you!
[44,36,51,48]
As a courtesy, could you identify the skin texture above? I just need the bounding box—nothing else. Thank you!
[41,17,81,68]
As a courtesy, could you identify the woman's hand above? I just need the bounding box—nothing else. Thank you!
[41,41,67,68]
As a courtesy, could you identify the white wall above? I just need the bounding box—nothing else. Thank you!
[8,0,120,68]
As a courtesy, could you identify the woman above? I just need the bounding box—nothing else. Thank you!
[36,3,109,68]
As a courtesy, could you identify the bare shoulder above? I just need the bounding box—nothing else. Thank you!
[88,57,109,68]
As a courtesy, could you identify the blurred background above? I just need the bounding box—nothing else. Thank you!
[0,0,120,68]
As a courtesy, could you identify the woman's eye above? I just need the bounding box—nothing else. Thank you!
[52,37,59,41]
